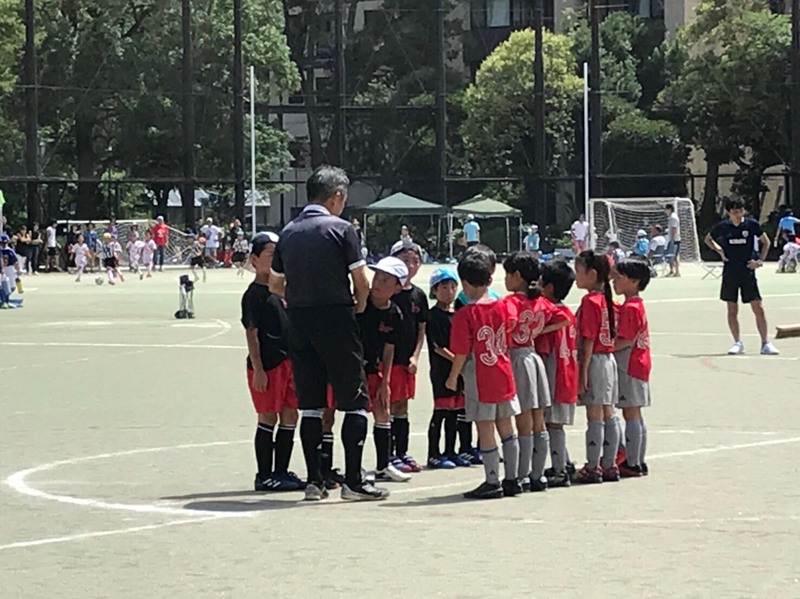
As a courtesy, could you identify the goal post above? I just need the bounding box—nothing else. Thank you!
[588,197,701,263]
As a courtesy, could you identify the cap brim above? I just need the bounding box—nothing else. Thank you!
[369,264,407,286]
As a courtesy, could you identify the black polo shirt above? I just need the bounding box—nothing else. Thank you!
[711,218,761,273]
[358,298,402,374]
[271,205,365,308]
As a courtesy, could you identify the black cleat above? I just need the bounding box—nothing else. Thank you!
[530,476,548,492]
[547,470,572,488]
[341,480,390,501]
[464,481,503,500]
[502,478,523,497]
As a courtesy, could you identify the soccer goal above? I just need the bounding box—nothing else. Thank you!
[588,197,701,263]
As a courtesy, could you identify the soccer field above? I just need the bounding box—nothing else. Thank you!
[1,264,799,598]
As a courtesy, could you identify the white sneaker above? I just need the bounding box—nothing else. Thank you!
[727,341,745,355]
[375,463,412,483]
[761,342,780,356]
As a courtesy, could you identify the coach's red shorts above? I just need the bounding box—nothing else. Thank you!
[434,394,465,410]
[390,365,416,403]
[247,361,297,414]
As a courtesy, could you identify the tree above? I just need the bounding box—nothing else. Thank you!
[658,0,790,228]
[461,28,582,184]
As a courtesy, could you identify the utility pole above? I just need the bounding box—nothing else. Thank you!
[533,0,546,225]
[792,0,800,212]
[233,0,245,222]
[589,0,603,200]
[181,0,196,229]
[435,0,447,207]
[333,0,346,166]
[24,0,39,225]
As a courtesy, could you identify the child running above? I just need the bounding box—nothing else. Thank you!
[446,248,522,499]
[573,250,619,484]
[140,230,157,279]
[241,232,303,492]
[537,259,578,487]
[232,231,250,277]
[126,231,141,275]
[359,257,412,483]
[613,257,652,478]
[425,267,470,469]
[389,240,429,473]
[502,252,567,492]
[71,234,90,283]
[101,233,124,285]
[190,234,207,283]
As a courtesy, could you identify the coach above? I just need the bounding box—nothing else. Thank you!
[704,197,779,357]
[269,165,389,502]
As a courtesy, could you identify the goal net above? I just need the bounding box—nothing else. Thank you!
[588,197,701,263]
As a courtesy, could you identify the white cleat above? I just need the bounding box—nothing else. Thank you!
[374,463,412,483]
[727,341,745,355]
[761,342,780,356]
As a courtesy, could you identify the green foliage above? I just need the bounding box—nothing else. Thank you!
[460,28,582,178]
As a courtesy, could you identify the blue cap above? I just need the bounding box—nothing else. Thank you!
[0,233,9,242]
[428,267,458,298]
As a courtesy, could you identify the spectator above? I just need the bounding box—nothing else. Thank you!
[352,218,367,259]
[647,224,667,263]
[152,216,169,271]
[632,229,649,257]
[14,225,30,274]
[665,203,681,278]
[571,214,589,253]
[28,223,42,274]
[399,224,413,245]
[45,220,60,272]
[463,215,480,248]
[524,225,540,257]
[201,217,223,266]
[778,208,800,246]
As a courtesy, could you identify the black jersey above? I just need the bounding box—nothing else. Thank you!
[240,282,290,371]
[357,298,403,375]
[391,284,429,365]
[711,218,762,273]
[427,305,462,398]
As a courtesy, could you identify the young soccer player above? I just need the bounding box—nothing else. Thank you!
[537,259,578,488]
[613,258,652,478]
[71,234,90,283]
[389,240,429,473]
[242,232,303,492]
[446,248,522,499]
[232,231,250,277]
[573,250,620,484]
[359,257,412,483]
[502,252,567,492]
[190,234,207,283]
[426,267,470,469]
[101,233,124,285]
[126,231,141,275]
[140,230,157,279]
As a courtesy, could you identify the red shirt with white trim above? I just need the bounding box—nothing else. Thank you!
[616,295,651,381]
[450,298,516,404]
[503,293,558,350]
[576,291,615,353]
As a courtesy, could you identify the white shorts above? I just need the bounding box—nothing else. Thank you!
[545,403,576,425]
[578,353,618,407]
[510,347,551,411]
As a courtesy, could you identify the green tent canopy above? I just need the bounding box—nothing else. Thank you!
[363,192,448,216]
[451,194,522,218]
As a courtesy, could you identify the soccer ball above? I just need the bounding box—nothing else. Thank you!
[95,276,104,286]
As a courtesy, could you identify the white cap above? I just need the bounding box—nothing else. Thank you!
[467,214,474,220]
[369,257,409,286]
[637,229,647,237]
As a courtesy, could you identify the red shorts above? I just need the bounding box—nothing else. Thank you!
[247,361,297,414]
[390,364,416,403]
[434,394,465,410]
[366,372,384,411]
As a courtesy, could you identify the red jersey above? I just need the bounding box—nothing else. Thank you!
[152,223,169,246]
[503,293,558,350]
[551,304,578,404]
[450,299,516,404]
[576,291,615,353]
[617,296,651,381]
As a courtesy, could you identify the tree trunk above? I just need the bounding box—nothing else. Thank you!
[699,155,720,232]
[75,109,99,219]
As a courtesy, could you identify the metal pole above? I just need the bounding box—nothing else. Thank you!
[533,0,546,225]
[250,66,257,234]
[334,0,346,165]
[792,0,800,212]
[24,0,39,226]
[583,62,591,247]
[181,0,196,230]
[435,0,448,207]
[233,0,245,221]
[589,0,603,200]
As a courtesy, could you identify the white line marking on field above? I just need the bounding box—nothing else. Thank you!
[5,441,250,519]
[0,341,245,350]
[0,516,223,552]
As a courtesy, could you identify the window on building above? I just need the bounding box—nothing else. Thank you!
[637,0,664,19]
[487,0,511,27]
